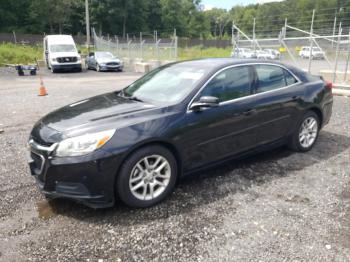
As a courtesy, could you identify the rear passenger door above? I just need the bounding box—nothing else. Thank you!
[251,64,304,145]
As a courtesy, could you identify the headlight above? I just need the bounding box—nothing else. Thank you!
[100,63,106,66]
[51,58,57,62]
[55,130,116,157]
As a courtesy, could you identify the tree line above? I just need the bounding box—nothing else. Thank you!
[0,0,349,39]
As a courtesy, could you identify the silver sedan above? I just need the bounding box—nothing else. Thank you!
[86,51,123,72]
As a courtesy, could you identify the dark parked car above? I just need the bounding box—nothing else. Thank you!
[28,59,333,208]
[86,51,123,72]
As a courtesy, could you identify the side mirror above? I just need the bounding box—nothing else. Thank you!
[88,52,94,57]
[78,50,81,54]
[45,50,49,54]
[190,96,219,111]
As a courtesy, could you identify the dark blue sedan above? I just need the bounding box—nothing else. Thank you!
[28,59,333,208]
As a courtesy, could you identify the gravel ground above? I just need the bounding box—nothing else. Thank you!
[0,69,350,261]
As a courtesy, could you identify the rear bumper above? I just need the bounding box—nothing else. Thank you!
[322,100,333,127]
[28,143,124,208]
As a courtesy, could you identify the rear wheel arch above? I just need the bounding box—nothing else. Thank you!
[308,107,323,128]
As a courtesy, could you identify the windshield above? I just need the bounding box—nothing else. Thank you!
[50,44,76,53]
[96,52,114,59]
[121,63,211,104]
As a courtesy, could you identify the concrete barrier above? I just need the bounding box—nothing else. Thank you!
[148,60,161,70]
[134,62,151,73]
[36,60,45,69]
[319,69,350,84]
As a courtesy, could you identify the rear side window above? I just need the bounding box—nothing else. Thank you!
[200,66,253,102]
[254,65,297,93]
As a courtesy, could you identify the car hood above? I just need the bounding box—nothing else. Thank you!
[50,52,80,58]
[32,92,159,143]
[96,58,121,64]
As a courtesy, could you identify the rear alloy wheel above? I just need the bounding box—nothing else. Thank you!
[116,145,177,208]
[289,111,320,152]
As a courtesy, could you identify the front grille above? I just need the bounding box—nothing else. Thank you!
[57,57,78,63]
[107,62,119,66]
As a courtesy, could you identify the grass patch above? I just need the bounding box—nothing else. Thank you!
[0,43,43,65]
[178,46,231,60]
[0,43,232,64]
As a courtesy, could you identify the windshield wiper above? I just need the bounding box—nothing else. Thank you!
[117,90,143,102]
[127,96,144,102]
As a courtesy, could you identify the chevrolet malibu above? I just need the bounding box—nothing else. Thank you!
[28,59,333,208]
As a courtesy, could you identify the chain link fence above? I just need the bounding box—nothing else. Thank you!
[92,28,178,71]
[231,9,350,85]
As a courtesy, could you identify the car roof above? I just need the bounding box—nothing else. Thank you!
[174,58,292,71]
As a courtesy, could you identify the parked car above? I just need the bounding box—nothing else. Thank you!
[231,48,257,59]
[264,49,280,60]
[299,46,325,59]
[86,51,123,72]
[43,35,82,73]
[256,50,272,60]
[28,59,333,208]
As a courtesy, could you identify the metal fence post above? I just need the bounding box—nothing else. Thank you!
[128,40,131,60]
[140,32,143,60]
[115,36,119,57]
[174,28,178,60]
[332,15,337,48]
[253,18,256,53]
[308,9,315,73]
[333,22,342,83]
[343,28,350,83]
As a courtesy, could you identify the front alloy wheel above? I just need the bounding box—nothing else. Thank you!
[116,145,177,208]
[129,155,171,201]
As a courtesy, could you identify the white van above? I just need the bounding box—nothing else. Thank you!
[43,35,82,73]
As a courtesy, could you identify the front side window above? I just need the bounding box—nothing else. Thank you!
[200,66,253,103]
[254,65,297,93]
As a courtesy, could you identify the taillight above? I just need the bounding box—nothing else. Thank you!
[325,81,333,89]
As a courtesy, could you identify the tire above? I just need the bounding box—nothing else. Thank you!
[288,111,320,152]
[51,66,56,73]
[96,64,100,72]
[116,145,178,208]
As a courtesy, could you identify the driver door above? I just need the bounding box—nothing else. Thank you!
[182,65,260,170]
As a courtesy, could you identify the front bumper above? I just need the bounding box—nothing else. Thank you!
[99,64,123,71]
[28,140,123,208]
[52,63,82,71]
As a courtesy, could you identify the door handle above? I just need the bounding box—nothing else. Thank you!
[242,109,256,116]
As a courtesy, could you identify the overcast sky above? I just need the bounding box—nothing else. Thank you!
[202,0,284,10]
